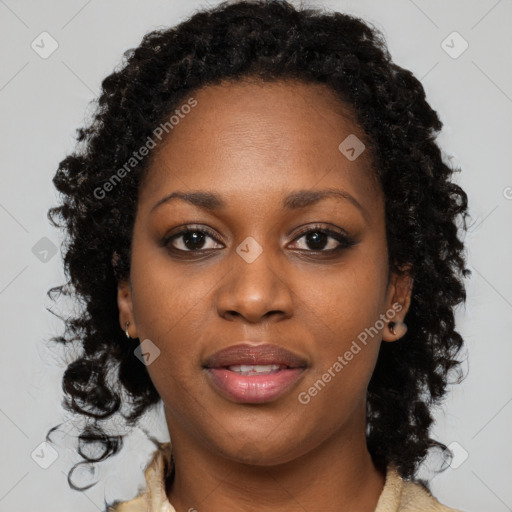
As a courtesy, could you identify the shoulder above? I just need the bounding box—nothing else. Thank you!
[400,479,464,512]
[106,441,175,512]
[107,495,147,512]
[376,464,467,512]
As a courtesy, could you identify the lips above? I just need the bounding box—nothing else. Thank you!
[203,343,308,369]
[203,343,308,404]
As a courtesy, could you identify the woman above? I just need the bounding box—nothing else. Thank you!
[47,1,470,510]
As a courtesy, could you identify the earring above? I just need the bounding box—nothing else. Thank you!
[125,321,131,339]
[388,321,407,339]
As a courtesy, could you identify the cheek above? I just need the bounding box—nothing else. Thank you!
[130,271,208,380]
[129,229,213,338]
[128,238,215,399]
[294,248,388,404]
[295,278,384,434]
[300,252,389,342]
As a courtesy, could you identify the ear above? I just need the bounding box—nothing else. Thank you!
[117,278,138,339]
[382,265,413,342]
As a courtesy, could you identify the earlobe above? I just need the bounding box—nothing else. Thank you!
[386,320,408,340]
[117,279,138,339]
[383,268,413,342]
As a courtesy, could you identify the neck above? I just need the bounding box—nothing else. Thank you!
[164,407,386,512]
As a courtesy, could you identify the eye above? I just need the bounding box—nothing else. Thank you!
[289,224,356,253]
[163,226,223,253]
[163,223,356,256]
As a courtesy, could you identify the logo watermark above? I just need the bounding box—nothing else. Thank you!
[298,303,402,405]
[93,97,198,200]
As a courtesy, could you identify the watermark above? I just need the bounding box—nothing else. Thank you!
[93,97,198,200]
[32,236,58,263]
[441,31,469,60]
[134,338,161,366]
[31,31,59,59]
[31,441,59,469]
[442,441,469,469]
[236,236,263,263]
[297,303,402,405]
[338,134,365,161]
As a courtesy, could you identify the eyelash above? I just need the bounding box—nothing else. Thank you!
[162,224,357,256]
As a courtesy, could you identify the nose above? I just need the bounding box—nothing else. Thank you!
[216,243,294,324]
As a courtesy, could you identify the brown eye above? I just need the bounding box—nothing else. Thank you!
[164,226,223,253]
[162,223,356,258]
[290,225,356,253]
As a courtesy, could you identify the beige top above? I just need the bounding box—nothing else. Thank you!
[107,442,464,512]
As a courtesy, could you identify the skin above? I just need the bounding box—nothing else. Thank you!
[118,79,413,512]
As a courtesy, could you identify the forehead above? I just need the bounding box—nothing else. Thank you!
[139,79,380,209]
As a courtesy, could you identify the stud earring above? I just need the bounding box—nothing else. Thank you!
[125,321,131,339]
[388,321,407,339]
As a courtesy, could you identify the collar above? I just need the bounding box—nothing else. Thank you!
[136,441,407,512]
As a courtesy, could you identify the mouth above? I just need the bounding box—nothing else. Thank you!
[203,343,308,403]
[224,363,291,375]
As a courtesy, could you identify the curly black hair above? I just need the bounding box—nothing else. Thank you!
[46,0,470,497]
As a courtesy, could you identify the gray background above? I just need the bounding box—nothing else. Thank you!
[1,0,511,511]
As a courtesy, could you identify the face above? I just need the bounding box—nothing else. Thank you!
[118,79,412,466]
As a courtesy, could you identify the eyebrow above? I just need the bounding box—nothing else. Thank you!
[150,188,367,219]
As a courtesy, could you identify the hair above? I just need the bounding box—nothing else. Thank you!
[46,0,470,498]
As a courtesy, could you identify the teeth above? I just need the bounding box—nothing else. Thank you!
[228,364,282,375]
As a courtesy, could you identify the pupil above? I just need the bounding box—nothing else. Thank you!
[182,231,329,251]
[307,231,327,250]
[184,232,205,250]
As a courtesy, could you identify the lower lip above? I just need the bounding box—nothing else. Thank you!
[205,367,306,403]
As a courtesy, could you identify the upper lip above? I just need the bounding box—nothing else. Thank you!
[203,343,308,369]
